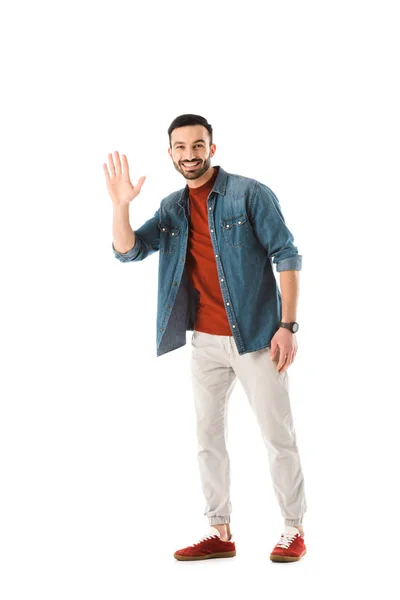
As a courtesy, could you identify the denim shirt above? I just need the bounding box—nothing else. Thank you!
[112,165,302,357]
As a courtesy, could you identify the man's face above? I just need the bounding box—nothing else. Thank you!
[168,125,216,180]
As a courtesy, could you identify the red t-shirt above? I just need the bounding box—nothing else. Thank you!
[186,166,232,335]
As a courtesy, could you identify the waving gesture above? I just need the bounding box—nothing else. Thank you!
[103,151,146,206]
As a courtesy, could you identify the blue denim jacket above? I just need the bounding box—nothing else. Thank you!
[112,165,302,357]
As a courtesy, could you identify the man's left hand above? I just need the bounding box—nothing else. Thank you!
[269,328,298,373]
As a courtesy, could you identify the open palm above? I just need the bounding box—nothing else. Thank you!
[103,150,146,206]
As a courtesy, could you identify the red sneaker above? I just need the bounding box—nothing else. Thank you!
[269,525,307,562]
[173,526,236,561]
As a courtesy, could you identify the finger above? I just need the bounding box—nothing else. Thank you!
[269,345,276,360]
[280,353,293,373]
[108,153,116,177]
[114,150,122,176]
[103,162,111,181]
[277,358,288,373]
[121,154,130,178]
[276,358,285,372]
[289,347,297,366]
[276,349,289,372]
[134,175,146,193]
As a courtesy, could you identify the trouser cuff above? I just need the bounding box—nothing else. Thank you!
[285,518,304,526]
[209,515,231,525]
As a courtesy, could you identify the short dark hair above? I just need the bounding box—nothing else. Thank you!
[168,114,213,147]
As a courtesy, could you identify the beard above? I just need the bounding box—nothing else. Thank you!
[172,153,212,180]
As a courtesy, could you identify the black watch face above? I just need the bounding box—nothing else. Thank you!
[292,323,299,333]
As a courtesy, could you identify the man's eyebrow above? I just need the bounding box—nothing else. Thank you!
[173,139,206,147]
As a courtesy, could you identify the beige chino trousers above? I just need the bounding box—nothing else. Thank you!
[190,330,307,527]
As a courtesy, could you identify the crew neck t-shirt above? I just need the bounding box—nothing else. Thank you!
[185,166,232,335]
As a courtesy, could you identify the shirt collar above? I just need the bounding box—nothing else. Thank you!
[176,165,228,207]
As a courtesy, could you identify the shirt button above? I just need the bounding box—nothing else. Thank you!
[215,254,218,258]
[160,327,164,331]
[226,225,230,228]
[167,305,171,309]
[211,229,214,233]
[172,232,175,236]
[174,282,178,286]
[209,206,212,210]
[221,278,224,282]
[232,325,236,328]
[181,258,184,261]
[226,302,230,306]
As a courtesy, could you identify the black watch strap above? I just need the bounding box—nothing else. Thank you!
[280,321,299,333]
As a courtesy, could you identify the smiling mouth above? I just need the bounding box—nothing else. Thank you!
[182,161,201,169]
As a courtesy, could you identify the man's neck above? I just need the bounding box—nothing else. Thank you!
[186,166,215,189]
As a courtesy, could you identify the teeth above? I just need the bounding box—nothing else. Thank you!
[184,162,200,166]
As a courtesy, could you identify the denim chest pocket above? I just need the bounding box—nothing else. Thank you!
[221,213,248,248]
[158,222,181,254]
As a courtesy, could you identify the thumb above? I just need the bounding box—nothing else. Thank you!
[270,344,276,360]
[135,175,146,194]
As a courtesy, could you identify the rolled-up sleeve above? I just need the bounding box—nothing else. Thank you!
[112,208,161,262]
[112,238,141,261]
[249,182,302,271]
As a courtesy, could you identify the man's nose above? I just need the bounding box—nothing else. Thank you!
[183,152,198,161]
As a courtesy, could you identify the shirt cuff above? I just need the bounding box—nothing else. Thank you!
[276,255,302,272]
[112,240,140,261]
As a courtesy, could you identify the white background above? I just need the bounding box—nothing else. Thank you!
[1,1,399,598]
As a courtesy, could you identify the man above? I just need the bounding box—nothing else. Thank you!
[106,114,307,562]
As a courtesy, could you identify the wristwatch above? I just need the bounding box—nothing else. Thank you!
[279,321,299,333]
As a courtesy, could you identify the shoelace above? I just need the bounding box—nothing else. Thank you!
[276,532,298,549]
[191,534,219,547]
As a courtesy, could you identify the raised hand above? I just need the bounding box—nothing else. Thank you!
[103,151,146,206]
